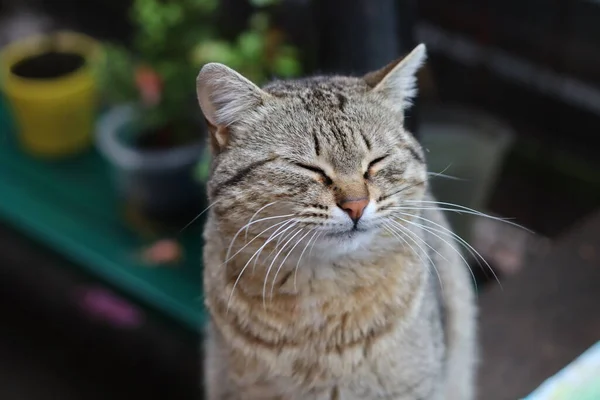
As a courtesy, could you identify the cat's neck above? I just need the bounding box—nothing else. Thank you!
[203,223,428,352]
[206,236,426,351]
[219,228,423,304]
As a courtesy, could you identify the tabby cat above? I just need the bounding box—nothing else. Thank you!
[197,44,477,400]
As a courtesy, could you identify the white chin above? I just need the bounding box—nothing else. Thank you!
[313,228,377,258]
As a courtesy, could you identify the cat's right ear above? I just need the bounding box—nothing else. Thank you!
[196,63,268,152]
[363,44,427,111]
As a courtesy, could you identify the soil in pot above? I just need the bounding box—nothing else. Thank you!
[10,51,85,79]
[132,123,202,150]
[123,123,207,233]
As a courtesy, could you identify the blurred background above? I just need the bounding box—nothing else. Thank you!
[0,0,598,399]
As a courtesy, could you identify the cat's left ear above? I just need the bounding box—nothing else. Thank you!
[364,44,427,111]
[196,63,269,151]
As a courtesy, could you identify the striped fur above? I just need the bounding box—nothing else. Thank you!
[198,44,476,400]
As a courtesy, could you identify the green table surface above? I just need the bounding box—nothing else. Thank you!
[0,98,206,331]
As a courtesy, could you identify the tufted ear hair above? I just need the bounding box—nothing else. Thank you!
[363,44,427,111]
[196,63,269,151]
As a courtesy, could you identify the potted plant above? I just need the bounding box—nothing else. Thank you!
[0,31,100,158]
[94,0,301,230]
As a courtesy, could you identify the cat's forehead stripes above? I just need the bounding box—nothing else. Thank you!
[264,77,373,170]
[264,76,368,96]
[264,77,367,114]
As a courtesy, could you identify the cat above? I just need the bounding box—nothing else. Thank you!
[197,44,477,400]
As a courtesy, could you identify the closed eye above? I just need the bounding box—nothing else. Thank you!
[294,163,333,185]
[364,155,389,179]
[368,156,388,168]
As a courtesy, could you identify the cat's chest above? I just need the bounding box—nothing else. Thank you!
[234,312,444,397]
[241,338,443,400]
[277,296,443,397]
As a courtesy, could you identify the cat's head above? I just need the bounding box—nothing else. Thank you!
[197,44,428,257]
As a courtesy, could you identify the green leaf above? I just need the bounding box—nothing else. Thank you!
[273,52,302,77]
[97,0,302,135]
[191,41,238,66]
[237,32,264,59]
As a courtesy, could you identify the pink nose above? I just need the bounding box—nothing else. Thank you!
[338,198,369,222]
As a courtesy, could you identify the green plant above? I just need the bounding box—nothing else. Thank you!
[96,0,301,144]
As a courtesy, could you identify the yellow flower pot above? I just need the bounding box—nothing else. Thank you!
[0,31,100,158]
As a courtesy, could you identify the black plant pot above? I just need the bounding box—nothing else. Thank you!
[96,104,209,232]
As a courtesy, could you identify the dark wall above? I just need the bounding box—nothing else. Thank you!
[418,0,600,165]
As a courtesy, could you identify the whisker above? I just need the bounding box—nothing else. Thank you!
[427,172,464,181]
[385,219,445,293]
[293,229,321,291]
[381,220,447,295]
[252,220,298,272]
[307,230,323,260]
[394,210,480,263]
[226,221,298,314]
[225,214,296,266]
[263,228,304,307]
[392,215,479,291]
[393,210,500,289]
[222,218,294,267]
[265,218,315,264]
[395,205,528,233]
[379,181,426,202]
[397,200,533,232]
[275,224,301,251]
[388,219,449,263]
[380,222,416,256]
[244,201,280,241]
[427,163,457,181]
[179,199,219,232]
[270,228,314,298]
[386,220,436,262]
[381,220,433,277]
